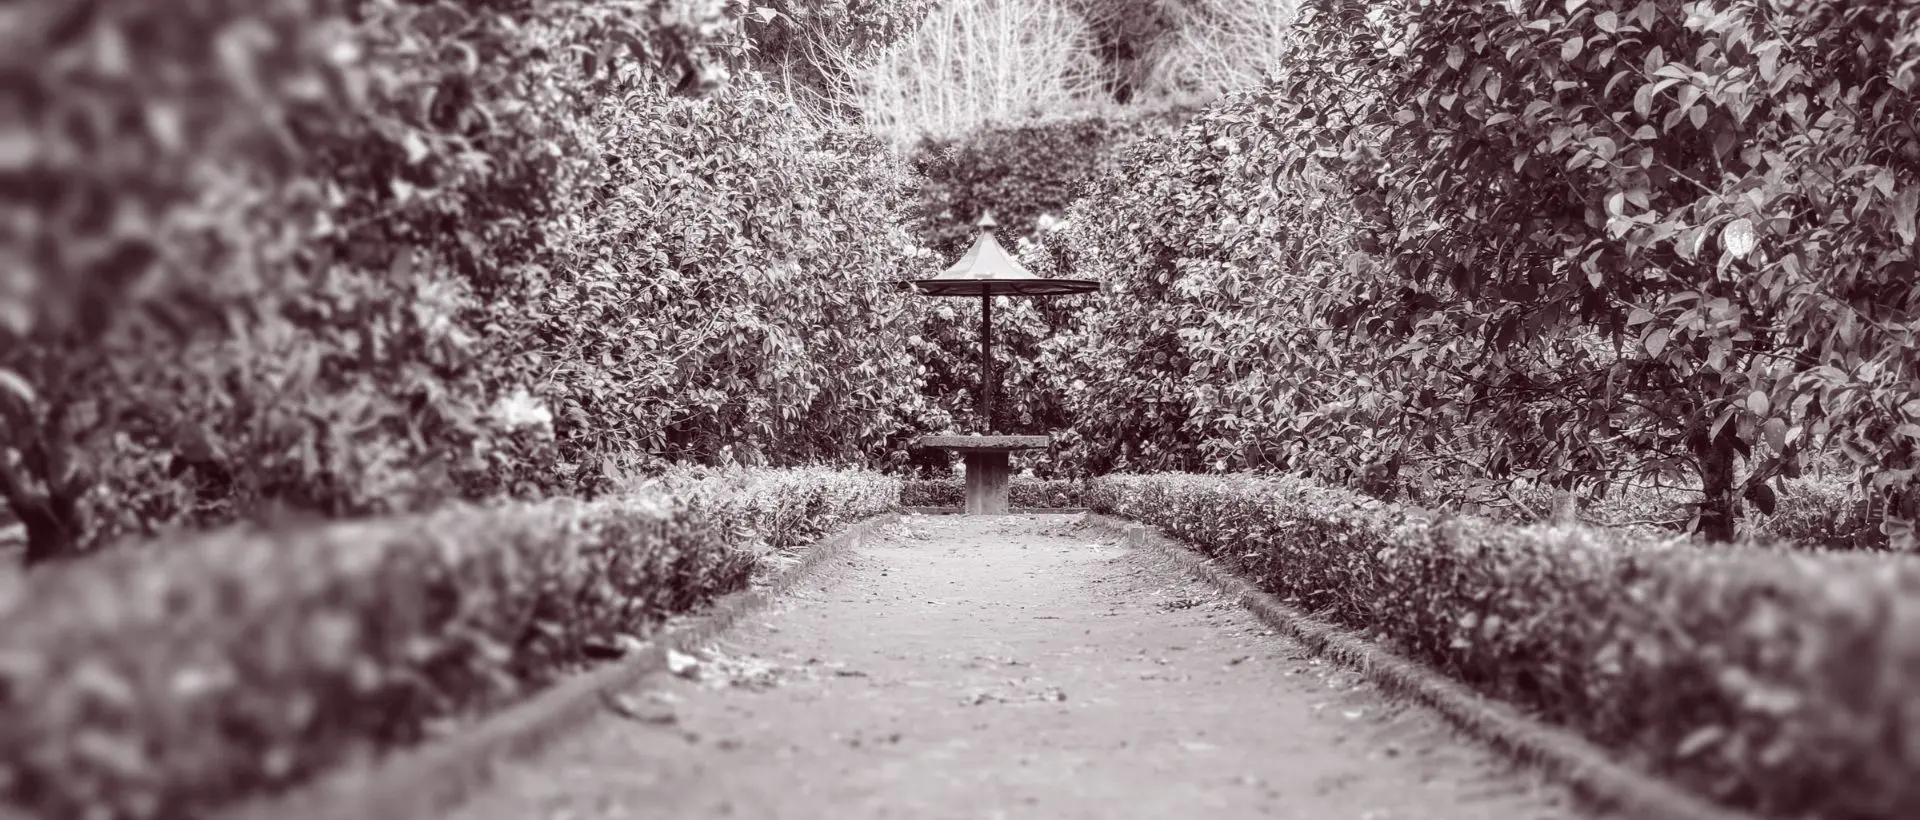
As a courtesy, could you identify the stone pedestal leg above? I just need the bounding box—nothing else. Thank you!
[963,451,1011,515]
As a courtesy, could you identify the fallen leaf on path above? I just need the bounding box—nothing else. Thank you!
[601,691,677,725]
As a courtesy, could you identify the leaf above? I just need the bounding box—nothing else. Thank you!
[1722,218,1758,258]
[1676,725,1725,758]
[1562,35,1586,62]
[1643,327,1670,358]
[0,368,34,405]
[1895,186,1919,244]
[1744,481,1777,516]
[1590,136,1618,161]
[1764,418,1787,451]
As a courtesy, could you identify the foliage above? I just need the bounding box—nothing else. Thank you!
[1093,472,1920,820]
[907,112,1187,255]
[1051,0,1920,542]
[901,110,1188,446]
[2,0,935,561]
[538,78,937,487]
[650,465,905,550]
[0,468,896,820]
[899,476,1090,507]
[744,0,939,115]
[1039,87,1364,478]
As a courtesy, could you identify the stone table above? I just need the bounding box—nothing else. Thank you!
[914,435,1050,515]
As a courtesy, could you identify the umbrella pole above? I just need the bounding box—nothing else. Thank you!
[980,292,993,434]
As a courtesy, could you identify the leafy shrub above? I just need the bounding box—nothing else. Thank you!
[1047,0,1920,544]
[2,0,935,561]
[1093,473,1920,820]
[651,466,905,550]
[540,78,937,485]
[901,109,1190,442]
[899,477,1090,508]
[1035,86,1356,479]
[906,111,1187,256]
[0,468,897,820]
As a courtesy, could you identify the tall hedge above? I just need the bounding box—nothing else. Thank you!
[1,1,934,561]
[1049,0,1920,542]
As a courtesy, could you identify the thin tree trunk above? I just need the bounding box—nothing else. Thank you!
[1694,426,1739,543]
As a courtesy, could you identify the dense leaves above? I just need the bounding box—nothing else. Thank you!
[1095,473,1920,820]
[902,111,1186,453]
[0,467,896,820]
[540,80,936,486]
[898,476,1090,507]
[1052,0,1920,543]
[1,0,935,560]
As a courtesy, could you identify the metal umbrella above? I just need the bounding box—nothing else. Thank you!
[899,213,1099,432]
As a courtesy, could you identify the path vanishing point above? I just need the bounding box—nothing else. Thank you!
[445,514,1590,820]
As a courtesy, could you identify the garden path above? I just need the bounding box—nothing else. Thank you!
[444,514,1589,820]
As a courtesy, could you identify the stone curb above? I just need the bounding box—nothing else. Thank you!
[216,512,900,820]
[1084,513,1757,820]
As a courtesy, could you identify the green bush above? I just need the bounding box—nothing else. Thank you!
[2,0,934,563]
[1092,473,1920,820]
[899,477,1090,508]
[0,468,896,820]
[1048,0,1920,544]
[907,110,1188,256]
[902,109,1189,442]
[545,81,936,485]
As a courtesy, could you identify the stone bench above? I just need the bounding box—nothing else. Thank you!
[914,435,1050,515]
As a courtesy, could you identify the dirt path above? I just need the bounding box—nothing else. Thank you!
[445,514,1590,820]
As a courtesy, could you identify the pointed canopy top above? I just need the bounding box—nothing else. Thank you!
[900,212,1100,297]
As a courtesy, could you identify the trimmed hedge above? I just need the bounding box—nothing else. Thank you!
[1091,473,1920,820]
[899,478,1090,509]
[0,469,896,820]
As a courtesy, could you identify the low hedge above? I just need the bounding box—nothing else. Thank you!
[1091,473,1920,820]
[0,468,897,820]
[899,477,1090,509]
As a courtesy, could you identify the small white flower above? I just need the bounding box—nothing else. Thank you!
[491,388,554,435]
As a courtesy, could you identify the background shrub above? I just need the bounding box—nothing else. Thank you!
[898,477,1090,508]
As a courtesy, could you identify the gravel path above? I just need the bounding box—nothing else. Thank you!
[444,514,1590,820]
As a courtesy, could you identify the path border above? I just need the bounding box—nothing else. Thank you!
[216,512,899,820]
[1083,513,1756,820]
